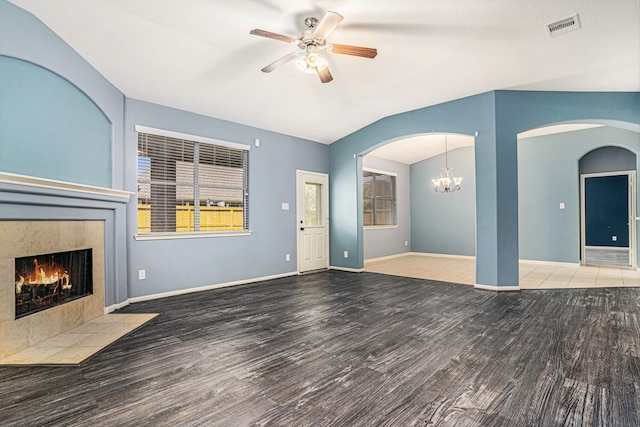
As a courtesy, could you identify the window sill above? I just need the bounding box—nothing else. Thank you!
[134,230,253,241]
[364,225,398,230]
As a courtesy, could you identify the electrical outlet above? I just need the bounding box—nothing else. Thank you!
[285,254,290,261]
[612,236,617,242]
[405,240,408,246]
[344,250,349,258]
[138,269,146,280]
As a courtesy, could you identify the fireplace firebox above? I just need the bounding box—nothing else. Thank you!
[15,249,93,319]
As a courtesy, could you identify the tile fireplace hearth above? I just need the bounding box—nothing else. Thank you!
[0,312,157,365]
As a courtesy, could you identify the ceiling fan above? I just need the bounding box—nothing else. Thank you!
[249,11,377,83]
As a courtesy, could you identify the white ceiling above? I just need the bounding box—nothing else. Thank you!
[9,0,640,147]
[367,133,474,165]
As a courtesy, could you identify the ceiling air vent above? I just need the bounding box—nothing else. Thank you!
[545,13,581,37]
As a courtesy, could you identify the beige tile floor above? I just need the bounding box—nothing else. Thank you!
[0,313,157,366]
[365,253,640,289]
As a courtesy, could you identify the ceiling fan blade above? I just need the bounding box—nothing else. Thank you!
[329,43,378,59]
[316,66,333,83]
[312,11,343,39]
[249,29,296,44]
[261,51,301,73]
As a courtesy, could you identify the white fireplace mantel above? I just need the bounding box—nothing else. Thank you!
[0,172,131,202]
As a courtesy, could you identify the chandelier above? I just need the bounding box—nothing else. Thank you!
[432,134,462,193]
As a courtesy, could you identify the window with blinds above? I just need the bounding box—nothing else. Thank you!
[363,169,397,226]
[137,129,249,234]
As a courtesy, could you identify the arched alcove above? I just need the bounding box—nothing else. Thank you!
[579,145,636,174]
[0,55,112,187]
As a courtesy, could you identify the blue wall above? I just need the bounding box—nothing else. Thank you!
[362,155,411,260]
[411,146,476,256]
[124,99,329,297]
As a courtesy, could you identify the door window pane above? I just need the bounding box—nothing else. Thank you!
[305,183,322,226]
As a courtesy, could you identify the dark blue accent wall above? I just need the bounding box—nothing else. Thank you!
[585,175,629,247]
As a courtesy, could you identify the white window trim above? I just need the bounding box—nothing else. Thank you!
[134,230,252,241]
[363,167,398,227]
[363,167,397,177]
[134,125,250,151]
[364,225,399,230]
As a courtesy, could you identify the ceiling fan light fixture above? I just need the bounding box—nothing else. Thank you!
[295,52,329,74]
[250,11,377,83]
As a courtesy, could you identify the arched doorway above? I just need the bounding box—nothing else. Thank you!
[362,133,476,281]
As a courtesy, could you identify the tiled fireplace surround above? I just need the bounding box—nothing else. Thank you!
[0,172,134,362]
[0,220,105,360]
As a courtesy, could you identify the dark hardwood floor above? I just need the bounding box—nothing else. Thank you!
[1,271,639,426]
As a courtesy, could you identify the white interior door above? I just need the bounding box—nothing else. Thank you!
[297,170,329,273]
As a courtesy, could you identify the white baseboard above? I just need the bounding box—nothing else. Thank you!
[112,271,298,306]
[408,252,476,260]
[474,284,520,292]
[104,300,130,314]
[330,266,365,273]
[519,259,580,267]
[370,252,581,267]
[364,252,412,263]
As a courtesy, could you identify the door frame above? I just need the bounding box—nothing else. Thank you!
[296,170,330,273]
[580,170,636,268]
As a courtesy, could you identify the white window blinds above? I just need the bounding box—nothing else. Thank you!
[137,129,249,234]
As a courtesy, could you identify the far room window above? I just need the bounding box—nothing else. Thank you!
[363,168,397,226]
[136,127,249,234]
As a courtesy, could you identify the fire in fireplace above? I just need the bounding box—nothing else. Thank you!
[15,249,93,319]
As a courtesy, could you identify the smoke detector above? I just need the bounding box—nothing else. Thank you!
[545,13,581,37]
